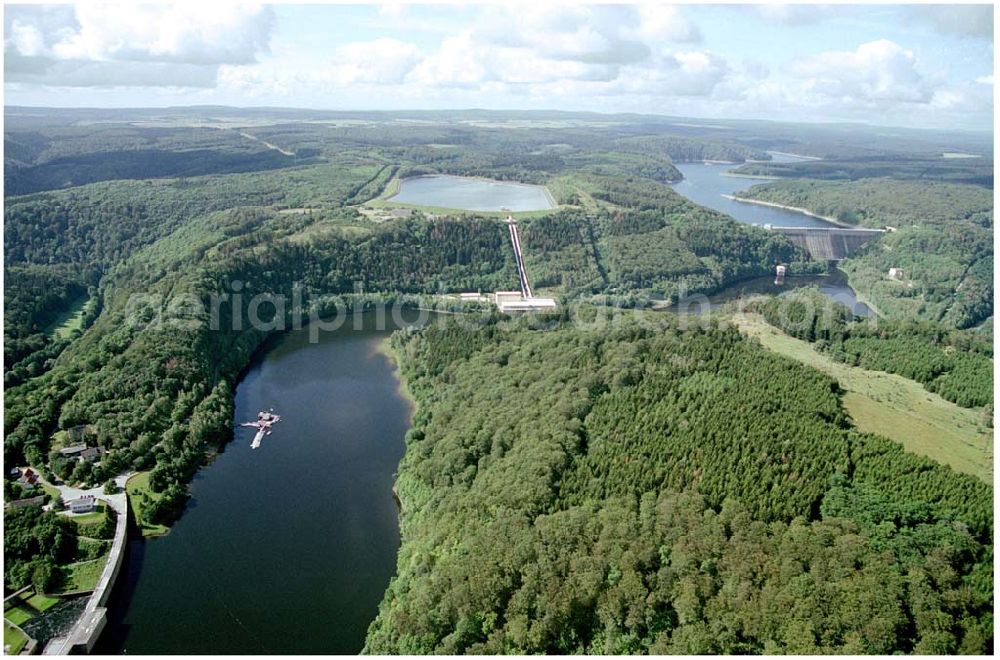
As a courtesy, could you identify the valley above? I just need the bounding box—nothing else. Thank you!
[2,106,993,655]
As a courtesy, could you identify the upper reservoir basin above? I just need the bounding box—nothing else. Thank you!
[387,175,556,212]
[97,310,439,654]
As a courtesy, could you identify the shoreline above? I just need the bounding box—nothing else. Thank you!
[767,150,823,161]
[835,266,883,319]
[375,335,417,414]
[720,171,783,180]
[721,194,852,228]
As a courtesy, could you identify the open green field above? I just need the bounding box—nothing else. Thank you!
[39,482,60,502]
[125,472,170,537]
[44,295,93,340]
[734,313,993,482]
[4,621,29,654]
[59,558,106,594]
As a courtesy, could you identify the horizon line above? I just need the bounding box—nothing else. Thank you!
[3,104,993,135]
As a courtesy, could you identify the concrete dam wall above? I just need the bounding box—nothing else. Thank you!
[772,227,884,261]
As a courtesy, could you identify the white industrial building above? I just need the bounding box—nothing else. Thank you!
[494,291,558,313]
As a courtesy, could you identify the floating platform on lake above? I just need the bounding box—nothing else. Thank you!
[241,410,281,449]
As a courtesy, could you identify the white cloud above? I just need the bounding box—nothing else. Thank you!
[407,32,491,88]
[404,4,705,90]
[754,4,834,26]
[789,40,932,103]
[6,3,989,130]
[5,4,275,88]
[638,50,732,97]
[49,4,274,65]
[912,5,993,40]
[377,3,406,20]
[330,38,422,84]
[632,4,701,42]
[8,21,47,58]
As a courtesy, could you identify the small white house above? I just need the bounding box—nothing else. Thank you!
[68,495,96,514]
[888,268,904,280]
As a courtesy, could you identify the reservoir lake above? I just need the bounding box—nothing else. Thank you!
[388,175,556,211]
[672,153,839,229]
[97,311,436,654]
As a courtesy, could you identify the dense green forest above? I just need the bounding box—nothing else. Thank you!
[3,123,315,195]
[736,179,992,229]
[364,313,992,654]
[753,288,993,409]
[3,109,992,653]
[736,179,993,329]
[730,156,993,187]
[3,263,94,383]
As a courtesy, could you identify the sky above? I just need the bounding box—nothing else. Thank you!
[2,2,995,130]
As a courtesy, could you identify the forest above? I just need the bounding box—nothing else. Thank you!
[753,288,993,409]
[3,503,116,593]
[364,313,992,654]
[729,155,993,187]
[2,122,315,196]
[735,178,993,229]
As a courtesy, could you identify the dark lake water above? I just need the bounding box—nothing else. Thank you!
[388,175,556,211]
[672,153,838,229]
[97,311,435,654]
[665,269,872,318]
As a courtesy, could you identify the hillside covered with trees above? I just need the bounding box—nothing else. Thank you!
[364,313,992,654]
[752,288,993,409]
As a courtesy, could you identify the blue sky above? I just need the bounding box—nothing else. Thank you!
[3,2,994,130]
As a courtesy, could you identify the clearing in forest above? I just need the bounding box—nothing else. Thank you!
[734,313,993,482]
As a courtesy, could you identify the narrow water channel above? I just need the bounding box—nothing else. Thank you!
[666,270,873,317]
[97,311,435,654]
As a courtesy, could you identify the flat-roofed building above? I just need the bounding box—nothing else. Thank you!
[494,292,558,313]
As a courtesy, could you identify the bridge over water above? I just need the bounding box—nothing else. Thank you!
[769,226,885,261]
